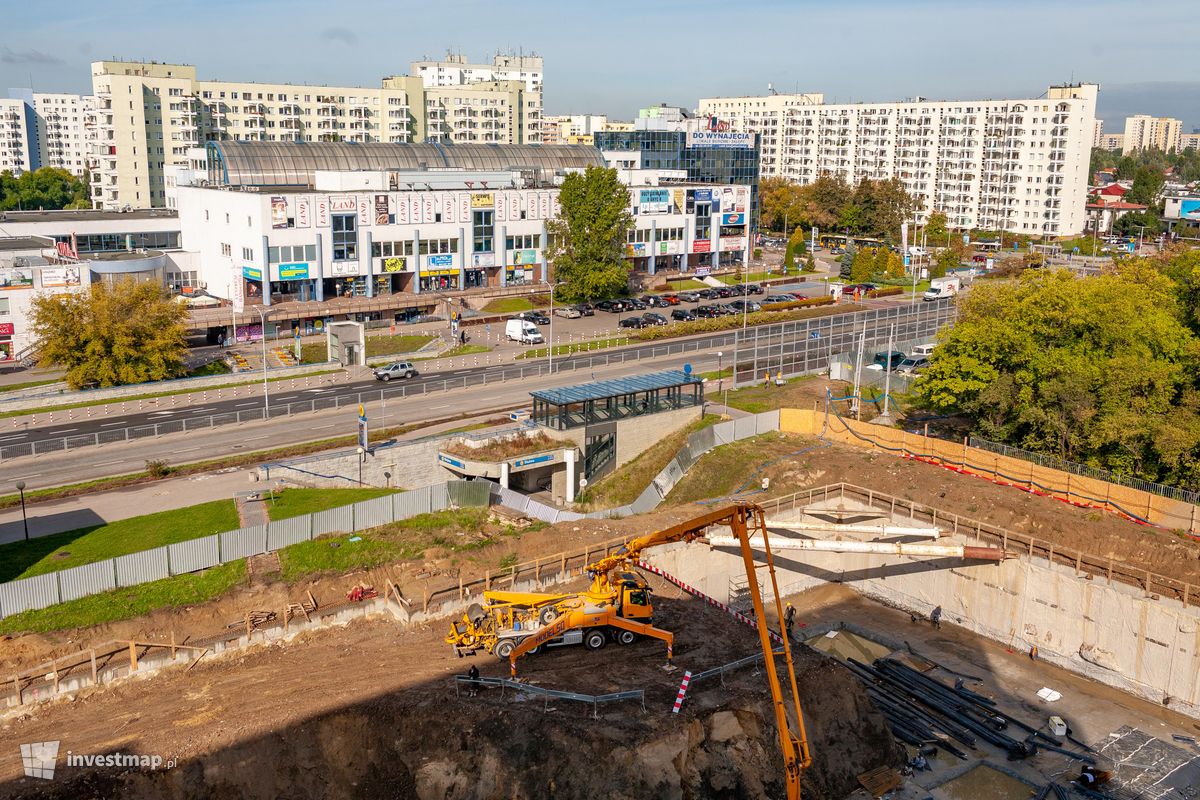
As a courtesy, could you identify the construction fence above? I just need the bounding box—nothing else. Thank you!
[779,409,1200,534]
[0,480,490,620]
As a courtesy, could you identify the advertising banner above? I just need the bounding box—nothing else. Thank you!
[0,268,32,290]
[316,197,330,227]
[296,196,311,228]
[625,242,648,257]
[638,189,671,215]
[242,266,263,281]
[551,191,560,217]
[471,252,496,268]
[423,194,436,224]
[231,265,245,313]
[673,189,686,214]
[719,187,746,216]
[278,263,310,281]
[657,241,683,256]
[721,213,746,226]
[459,192,471,223]
[411,194,425,225]
[720,239,743,252]
[420,268,457,277]
[357,196,371,226]
[539,192,551,220]
[396,195,411,224]
[441,193,455,224]
[695,265,712,276]
[383,257,406,273]
[330,262,359,276]
[1181,199,1200,220]
[375,194,389,225]
[693,189,712,203]
[685,131,754,149]
[693,240,712,253]
[330,196,356,213]
[0,323,14,336]
[508,192,521,221]
[40,266,82,288]
[270,196,288,229]
[471,192,495,209]
[513,249,539,265]
[428,254,454,268]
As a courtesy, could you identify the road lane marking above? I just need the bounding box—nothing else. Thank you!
[100,421,127,427]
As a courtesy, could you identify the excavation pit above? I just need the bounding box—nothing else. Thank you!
[935,763,1036,800]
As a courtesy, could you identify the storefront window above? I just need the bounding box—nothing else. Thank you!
[464,269,485,289]
[420,273,460,292]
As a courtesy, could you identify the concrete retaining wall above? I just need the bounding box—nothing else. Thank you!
[263,435,457,489]
[645,535,1200,720]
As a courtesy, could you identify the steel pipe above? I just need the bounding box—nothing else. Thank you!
[707,535,1005,561]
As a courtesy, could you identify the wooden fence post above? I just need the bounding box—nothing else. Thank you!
[12,675,20,705]
[170,630,176,660]
[459,572,464,601]
[128,642,138,673]
[90,650,97,685]
[560,553,566,577]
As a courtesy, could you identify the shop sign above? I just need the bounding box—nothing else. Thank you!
[625,242,647,257]
[296,196,311,228]
[420,268,458,278]
[638,189,671,215]
[428,254,454,268]
[0,323,14,335]
[242,266,263,281]
[512,249,539,265]
[0,268,33,290]
[383,257,407,273]
[330,196,356,213]
[270,196,288,229]
[470,192,495,209]
[721,213,746,226]
[40,267,82,288]
[720,239,744,252]
[278,263,310,280]
[330,262,359,276]
[693,240,712,254]
[685,131,754,149]
[316,197,330,227]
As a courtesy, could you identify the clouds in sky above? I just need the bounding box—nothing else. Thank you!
[2,0,1197,127]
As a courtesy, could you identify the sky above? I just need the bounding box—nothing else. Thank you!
[3,0,1198,130]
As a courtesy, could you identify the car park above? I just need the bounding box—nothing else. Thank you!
[717,303,739,315]
[373,361,418,382]
[677,291,700,303]
[671,308,696,321]
[729,299,762,313]
[714,286,734,298]
[596,300,624,313]
[573,303,594,316]
[626,298,647,310]
[553,306,582,319]
[745,284,763,295]
[641,295,670,308]
[641,312,668,326]
[618,316,646,329]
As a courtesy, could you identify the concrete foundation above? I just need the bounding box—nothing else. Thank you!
[645,506,1200,721]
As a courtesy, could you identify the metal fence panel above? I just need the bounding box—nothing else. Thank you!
[219,526,267,561]
[428,483,451,512]
[447,479,490,508]
[754,410,781,435]
[712,420,737,446]
[312,505,354,537]
[628,483,662,515]
[168,536,220,575]
[266,517,312,551]
[354,497,393,531]
[0,573,60,616]
[653,456,686,499]
[492,485,531,514]
[57,560,117,602]
[114,547,169,587]
[394,487,433,520]
[733,416,757,441]
[688,425,716,457]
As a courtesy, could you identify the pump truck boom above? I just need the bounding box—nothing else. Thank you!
[445,502,811,798]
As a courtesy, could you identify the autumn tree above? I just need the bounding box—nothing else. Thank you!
[545,166,633,302]
[0,167,90,211]
[31,278,189,389]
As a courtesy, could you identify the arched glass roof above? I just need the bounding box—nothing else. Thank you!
[207,141,605,188]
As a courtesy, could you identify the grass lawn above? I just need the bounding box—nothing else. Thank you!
[662,278,710,290]
[575,415,720,510]
[278,507,496,581]
[437,344,491,358]
[186,361,232,378]
[0,560,247,635]
[1,499,240,581]
[441,431,570,461]
[716,270,784,285]
[482,295,549,314]
[365,334,435,357]
[0,378,59,394]
[267,487,396,521]
[666,431,797,505]
[516,336,632,359]
[720,375,828,415]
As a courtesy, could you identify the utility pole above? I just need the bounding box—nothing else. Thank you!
[879,323,895,424]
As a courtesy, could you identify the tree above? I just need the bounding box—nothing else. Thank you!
[930,247,958,279]
[925,211,948,244]
[544,166,633,303]
[782,227,806,270]
[0,167,90,211]
[849,248,873,283]
[759,176,805,234]
[914,268,1200,485]
[884,250,905,279]
[1125,166,1165,206]
[803,250,817,273]
[31,278,189,389]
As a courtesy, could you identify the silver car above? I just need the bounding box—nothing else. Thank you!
[373,361,418,381]
[896,356,928,375]
[553,306,582,319]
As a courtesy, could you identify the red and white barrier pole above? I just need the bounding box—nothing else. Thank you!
[671,670,692,714]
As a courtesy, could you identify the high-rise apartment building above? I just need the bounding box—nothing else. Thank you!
[89,55,541,210]
[2,91,95,178]
[1121,115,1183,153]
[541,114,608,144]
[699,84,1097,235]
[1181,132,1200,151]
[0,98,34,175]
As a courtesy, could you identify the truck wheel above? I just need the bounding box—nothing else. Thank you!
[494,639,515,659]
[584,630,607,651]
[615,629,637,646]
[538,606,559,626]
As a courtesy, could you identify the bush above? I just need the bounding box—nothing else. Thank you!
[636,301,842,339]
[145,459,172,478]
[753,248,763,260]
[866,287,904,299]
[762,297,836,312]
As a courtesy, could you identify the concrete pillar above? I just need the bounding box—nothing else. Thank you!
[498,223,507,287]
[564,448,578,503]
[458,225,467,290]
[648,219,657,275]
[412,229,421,295]
[315,232,325,302]
[261,233,272,307]
[540,221,549,283]
[500,461,510,490]
[365,230,374,298]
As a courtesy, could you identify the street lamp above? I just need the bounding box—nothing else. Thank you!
[254,307,270,416]
[717,351,724,396]
[14,481,28,542]
[545,280,561,375]
[356,446,366,485]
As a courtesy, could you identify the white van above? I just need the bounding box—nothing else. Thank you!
[910,343,935,358]
[923,276,961,301]
[505,318,544,345]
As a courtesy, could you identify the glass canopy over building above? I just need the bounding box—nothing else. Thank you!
[207,141,606,188]
[530,370,704,430]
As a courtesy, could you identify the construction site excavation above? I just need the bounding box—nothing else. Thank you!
[3,401,1200,800]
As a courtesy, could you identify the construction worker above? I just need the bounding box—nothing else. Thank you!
[784,603,796,637]
[930,606,942,630]
[467,663,480,697]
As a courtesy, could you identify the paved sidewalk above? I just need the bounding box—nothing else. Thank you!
[0,409,514,545]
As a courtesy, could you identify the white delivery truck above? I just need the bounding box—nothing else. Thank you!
[505,318,545,345]
[923,276,961,301]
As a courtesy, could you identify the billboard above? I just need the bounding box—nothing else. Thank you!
[471,192,495,209]
[512,249,539,265]
[0,268,32,290]
[721,213,746,226]
[296,196,311,228]
[686,131,754,149]
[719,187,747,216]
[693,240,712,253]
[270,196,288,229]
[242,266,263,281]
[1181,199,1200,221]
[638,189,671,215]
[40,266,82,288]
[428,254,454,267]
[278,263,310,280]
[375,194,389,225]
[383,257,406,273]
[471,252,496,268]
[625,242,648,257]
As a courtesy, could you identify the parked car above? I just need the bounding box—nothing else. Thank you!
[841,283,877,296]
[774,292,799,302]
[553,306,581,319]
[661,294,681,305]
[761,295,788,304]
[677,291,701,303]
[696,288,718,299]
[618,316,646,329]
[373,361,418,382]
[506,318,544,345]
[671,308,696,321]
[573,303,595,316]
[519,310,551,325]
[870,351,906,371]
[717,303,739,316]
[745,283,764,295]
[896,356,929,375]
[642,295,670,308]
[729,299,762,313]
[695,305,722,318]
[714,286,734,298]
[641,312,668,326]
[971,254,988,264]
[626,297,647,310]
[596,300,624,313]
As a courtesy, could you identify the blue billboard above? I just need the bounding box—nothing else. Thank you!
[1181,199,1200,221]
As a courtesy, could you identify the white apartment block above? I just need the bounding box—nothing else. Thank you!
[541,114,608,144]
[410,52,542,94]
[89,58,541,210]
[1181,133,1200,151]
[700,84,1098,236]
[1099,133,1125,151]
[31,93,93,177]
[0,99,33,175]
[1093,119,1104,148]
[1121,115,1183,153]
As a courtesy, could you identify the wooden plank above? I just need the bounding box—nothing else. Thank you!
[128,641,137,674]
[857,766,902,797]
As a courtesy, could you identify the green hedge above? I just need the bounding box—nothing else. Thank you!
[866,287,904,299]
[636,301,845,340]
